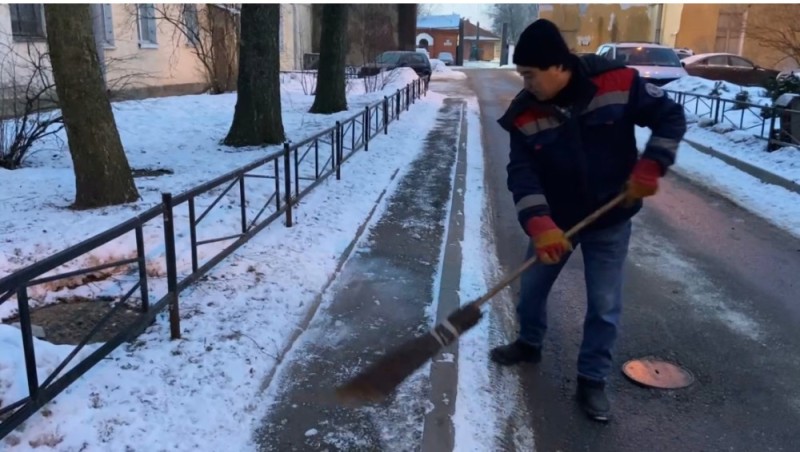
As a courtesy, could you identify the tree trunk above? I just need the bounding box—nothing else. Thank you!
[309,5,349,114]
[223,4,284,146]
[397,4,417,51]
[44,4,139,209]
[207,4,238,93]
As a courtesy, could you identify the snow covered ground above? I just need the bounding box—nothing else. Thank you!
[430,58,468,81]
[1,73,451,450]
[451,97,503,452]
[654,75,800,238]
[637,127,800,238]
[662,76,799,185]
[0,68,421,319]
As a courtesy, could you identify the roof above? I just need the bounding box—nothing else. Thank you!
[464,21,500,40]
[417,14,460,30]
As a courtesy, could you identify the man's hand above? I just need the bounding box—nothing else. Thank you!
[625,158,662,206]
[525,216,572,265]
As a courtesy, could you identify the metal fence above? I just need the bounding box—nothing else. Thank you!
[0,77,427,438]
[664,89,800,151]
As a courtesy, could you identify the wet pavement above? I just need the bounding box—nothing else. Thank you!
[470,68,800,452]
[255,98,467,451]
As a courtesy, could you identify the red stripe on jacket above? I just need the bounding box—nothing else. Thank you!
[591,67,636,96]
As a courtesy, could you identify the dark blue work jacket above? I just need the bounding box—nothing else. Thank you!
[498,55,687,232]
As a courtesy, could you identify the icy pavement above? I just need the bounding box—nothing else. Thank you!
[255,98,466,451]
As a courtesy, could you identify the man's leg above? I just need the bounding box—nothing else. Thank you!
[575,220,632,421]
[491,241,570,365]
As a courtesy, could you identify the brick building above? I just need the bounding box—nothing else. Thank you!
[416,14,501,62]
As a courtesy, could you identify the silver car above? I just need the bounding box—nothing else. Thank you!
[595,42,688,86]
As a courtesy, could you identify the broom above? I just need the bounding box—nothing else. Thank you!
[335,192,627,405]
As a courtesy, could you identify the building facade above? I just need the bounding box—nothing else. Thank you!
[416,14,501,62]
[0,3,313,101]
[538,3,799,71]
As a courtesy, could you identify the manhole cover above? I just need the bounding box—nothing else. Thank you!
[622,357,694,389]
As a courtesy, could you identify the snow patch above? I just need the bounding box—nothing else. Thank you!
[0,90,446,450]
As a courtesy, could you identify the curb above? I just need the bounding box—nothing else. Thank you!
[682,138,800,195]
[420,99,469,452]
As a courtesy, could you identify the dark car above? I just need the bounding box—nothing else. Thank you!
[358,50,432,81]
[681,53,780,87]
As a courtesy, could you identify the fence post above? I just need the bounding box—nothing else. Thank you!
[335,121,342,180]
[135,225,150,312]
[767,112,777,152]
[396,89,401,118]
[714,98,721,124]
[16,287,39,401]
[364,106,369,151]
[162,193,181,340]
[383,96,389,134]
[283,143,293,227]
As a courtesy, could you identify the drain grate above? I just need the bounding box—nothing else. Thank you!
[622,357,694,389]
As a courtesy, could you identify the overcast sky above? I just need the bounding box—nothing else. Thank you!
[422,3,494,27]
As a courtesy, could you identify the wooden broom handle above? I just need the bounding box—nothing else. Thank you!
[472,192,627,310]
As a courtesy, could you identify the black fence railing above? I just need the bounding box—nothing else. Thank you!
[0,77,427,438]
[664,89,800,151]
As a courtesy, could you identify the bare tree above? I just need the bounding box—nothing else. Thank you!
[747,5,800,70]
[417,4,440,19]
[349,5,398,93]
[310,5,349,114]
[124,4,239,94]
[486,4,540,44]
[44,4,139,208]
[223,4,284,146]
[0,42,63,169]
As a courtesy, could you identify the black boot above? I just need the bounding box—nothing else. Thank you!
[576,376,610,422]
[490,340,541,366]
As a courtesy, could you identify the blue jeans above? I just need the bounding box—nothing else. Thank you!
[517,219,632,382]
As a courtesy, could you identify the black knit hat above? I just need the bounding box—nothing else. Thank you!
[513,19,572,69]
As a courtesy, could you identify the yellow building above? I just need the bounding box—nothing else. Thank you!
[0,3,313,101]
[539,3,799,71]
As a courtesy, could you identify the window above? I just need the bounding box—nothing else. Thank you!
[183,4,200,46]
[707,55,728,66]
[10,4,45,40]
[99,4,114,47]
[616,47,682,67]
[729,56,754,69]
[137,3,157,47]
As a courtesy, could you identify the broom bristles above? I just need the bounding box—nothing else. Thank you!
[335,302,483,405]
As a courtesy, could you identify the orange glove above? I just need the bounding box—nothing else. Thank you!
[625,158,662,206]
[525,216,572,265]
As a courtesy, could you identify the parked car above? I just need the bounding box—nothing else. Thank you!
[595,42,688,86]
[437,52,454,66]
[674,47,694,60]
[681,53,781,87]
[358,50,432,82]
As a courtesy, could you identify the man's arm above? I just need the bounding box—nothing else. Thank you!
[629,74,687,174]
[506,130,572,264]
[506,129,549,229]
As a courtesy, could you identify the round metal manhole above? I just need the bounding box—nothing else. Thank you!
[622,357,694,389]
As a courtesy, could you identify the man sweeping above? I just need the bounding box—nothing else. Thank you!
[492,19,687,422]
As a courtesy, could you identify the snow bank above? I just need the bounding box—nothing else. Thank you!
[431,59,467,81]
[659,74,799,186]
[381,67,421,91]
[663,75,771,106]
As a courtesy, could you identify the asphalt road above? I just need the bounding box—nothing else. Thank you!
[466,68,800,452]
